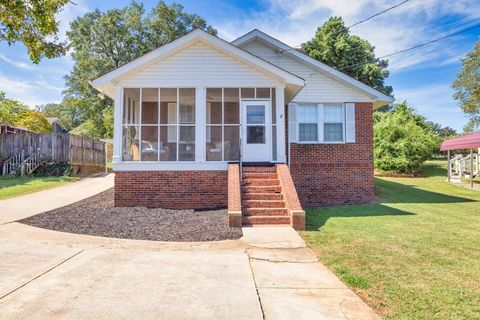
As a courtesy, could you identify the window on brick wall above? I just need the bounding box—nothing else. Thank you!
[297,103,345,143]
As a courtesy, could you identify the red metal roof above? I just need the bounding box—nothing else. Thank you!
[440,131,480,151]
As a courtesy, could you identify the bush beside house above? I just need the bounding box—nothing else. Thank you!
[373,102,438,174]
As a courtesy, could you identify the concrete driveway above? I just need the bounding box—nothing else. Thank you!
[0,178,379,319]
[0,223,379,320]
[0,173,114,224]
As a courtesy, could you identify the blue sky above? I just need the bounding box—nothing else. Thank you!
[1,0,479,132]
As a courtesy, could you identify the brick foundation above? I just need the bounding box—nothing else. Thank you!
[115,171,228,209]
[288,102,375,207]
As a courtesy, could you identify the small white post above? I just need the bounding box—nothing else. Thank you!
[195,86,206,162]
[113,87,123,164]
[447,150,451,182]
[276,86,286,163]
[470,149,474,189]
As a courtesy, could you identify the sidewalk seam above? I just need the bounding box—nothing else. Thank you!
[0,249,84,300]
[246,252,266,320]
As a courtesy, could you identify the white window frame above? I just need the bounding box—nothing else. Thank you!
[296,103,346,144]
[121,87,196,163]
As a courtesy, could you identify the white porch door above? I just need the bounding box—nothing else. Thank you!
[241,100,271,162]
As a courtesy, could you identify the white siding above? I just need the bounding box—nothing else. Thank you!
[118,41,282,88]
[242,40,373,103]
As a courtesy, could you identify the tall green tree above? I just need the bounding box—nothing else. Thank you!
[452,41,480,132]
[64,1,216,139]
[0,91,51,133]
[37,98,89,130]
[302,17,392,95]
[0,0,69,63]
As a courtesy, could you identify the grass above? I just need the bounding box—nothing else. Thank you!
[0,175,77,200]
[302,160,480,320]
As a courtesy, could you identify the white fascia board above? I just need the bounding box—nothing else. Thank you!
[232,29,394,105]
[91,29,304,94]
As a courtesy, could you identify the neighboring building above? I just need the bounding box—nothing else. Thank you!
[46,118,68,134]
[91,29,393,230]
[0,123,31,134]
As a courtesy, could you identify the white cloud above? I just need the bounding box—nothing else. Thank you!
[217,0,480,71]
[0,54,34,70]
[55,0,90,42]
[0,73,63,107]
[394,84,467,130]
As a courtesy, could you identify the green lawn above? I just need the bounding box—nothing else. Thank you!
[302,160,480,320]
[0,176,77,200]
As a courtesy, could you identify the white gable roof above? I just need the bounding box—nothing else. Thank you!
[91,29,304,98]
[232,29,394,107]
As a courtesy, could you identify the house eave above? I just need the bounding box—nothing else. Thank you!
[232,29,394,105]
[90,29,305,98]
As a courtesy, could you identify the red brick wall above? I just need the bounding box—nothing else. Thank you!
[115,171,228,209]
[288,102,375,206]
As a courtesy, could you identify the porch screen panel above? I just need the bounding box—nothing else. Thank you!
[160,88,177,161]
[179,88,195,161]
[206,88,240,161]
[122,88,140,161]
[224,88,240,161]
[140,88,159,161]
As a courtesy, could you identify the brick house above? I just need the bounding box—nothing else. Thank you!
[91,29,393,230]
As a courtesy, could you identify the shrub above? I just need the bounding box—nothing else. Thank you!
[374,103,437,174]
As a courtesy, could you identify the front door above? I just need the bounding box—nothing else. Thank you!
[241,100,271,162]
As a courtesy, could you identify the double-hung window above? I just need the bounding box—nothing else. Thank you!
[298,104,318,142]
[323,104,344,142]
[297,103,345,143]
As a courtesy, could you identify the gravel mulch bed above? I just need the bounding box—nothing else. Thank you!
[20,188,242,242]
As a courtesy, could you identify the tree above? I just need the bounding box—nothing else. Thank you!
[15,110,52,133]
[374,102,437,173]
[0,91,51,132]
[452,41,480,132]
[0,0,69,63]
[302,17,392,95]
[37,98,89,130]
[63,1,216,139]
[425,121,457,138]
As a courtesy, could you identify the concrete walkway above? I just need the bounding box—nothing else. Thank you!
[0,173,114,224]
[0,222,380,319]
[242,227,380,320]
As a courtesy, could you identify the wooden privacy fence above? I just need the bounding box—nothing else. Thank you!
[0,132,108,171]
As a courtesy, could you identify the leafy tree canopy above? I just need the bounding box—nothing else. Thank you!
[425,121,457,139]
[374,101,437,173]
[452,40,480,132]
[63,1,217,139]
[37,98,90,131]
[302,17,392,95]
[0,91,51,133]
[0,0,69,63]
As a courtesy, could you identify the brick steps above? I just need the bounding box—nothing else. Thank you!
[242,199,285,208]
[242,193,283,200]
[242,179,279,186]
[241,166,276,173]
[242,185,282,193]
[241,166,289,227]
[242,215,290,225]
[242,172,278,179]
[243,208,288,216]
